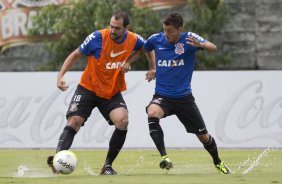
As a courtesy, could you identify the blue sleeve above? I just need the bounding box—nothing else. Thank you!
[133,34,146,51]
[186,32,207,52]
[144,33,158,51]
[79,31,102,56]
[187,32,207,43]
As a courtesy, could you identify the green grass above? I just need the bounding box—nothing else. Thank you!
[0,149,281,184]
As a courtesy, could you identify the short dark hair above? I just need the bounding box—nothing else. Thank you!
[112,10,130,27]
[163,13,184,29]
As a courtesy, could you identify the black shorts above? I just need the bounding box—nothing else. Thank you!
[146,94,208,135]
[66,85,127,125]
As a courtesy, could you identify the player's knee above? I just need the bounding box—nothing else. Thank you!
[197,133,210,143]
[147,108,162,118]
[67,116,85,131]
[114,116,128,130]
[147,104,164,118]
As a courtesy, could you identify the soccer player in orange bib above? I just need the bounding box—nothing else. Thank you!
[47,11,145,175]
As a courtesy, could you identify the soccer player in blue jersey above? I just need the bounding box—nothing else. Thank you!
[143,13,231,174]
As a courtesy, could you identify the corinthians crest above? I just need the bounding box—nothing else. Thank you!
[69,102,78,112]
[174,43,184,54]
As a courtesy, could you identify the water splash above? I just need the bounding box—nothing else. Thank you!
[241,148,271,174]
[234,158,250,173]
[83,160,98,176]
[14,164,52,178]
[16,165,29,177]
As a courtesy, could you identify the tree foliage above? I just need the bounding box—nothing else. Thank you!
[29,0,160,70]
[29,0,229,71]
[185,0,230,70]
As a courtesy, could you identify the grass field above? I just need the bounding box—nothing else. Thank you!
[0,148,281,184]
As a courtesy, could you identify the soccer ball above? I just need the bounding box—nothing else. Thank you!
[53,150,78,174]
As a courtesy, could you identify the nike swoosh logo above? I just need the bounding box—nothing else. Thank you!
[149,130,158,134]
[110,50,127,58]
[199,128,206,132]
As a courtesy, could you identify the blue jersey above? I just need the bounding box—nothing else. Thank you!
[144,32,207,98]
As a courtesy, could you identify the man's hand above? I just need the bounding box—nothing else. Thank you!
[57,76,69,91]
[145,69,156,82]
[186,36,202,47]
[122,62,131,73]
[186,36,217,52]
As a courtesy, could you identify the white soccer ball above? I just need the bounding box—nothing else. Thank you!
[53,150,78,174]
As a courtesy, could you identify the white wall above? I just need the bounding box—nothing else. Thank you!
[0,71,281,148]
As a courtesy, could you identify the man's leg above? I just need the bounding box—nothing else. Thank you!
[198,134,221,164]
[148,117,173,170]
[101,128,127,175]
[47,116,83,173]
[176,94,231,174]
[100,107,128,175]
[148,117,167,156]
[56,125,77,152]
[197,133,231,174]
[147,104,172,170]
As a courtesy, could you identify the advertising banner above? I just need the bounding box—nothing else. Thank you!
[0,71,281,149]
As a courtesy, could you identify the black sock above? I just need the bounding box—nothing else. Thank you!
[56,126,77,153]
[148,117,167,157]
[203,135,221,165]
[104,128,127,166]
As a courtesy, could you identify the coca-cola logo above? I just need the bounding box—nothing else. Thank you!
[0,85,69,144]
[2,72,281,148]
[0,82,110,145]
[216,81,282,144]
[0,78,141,147]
